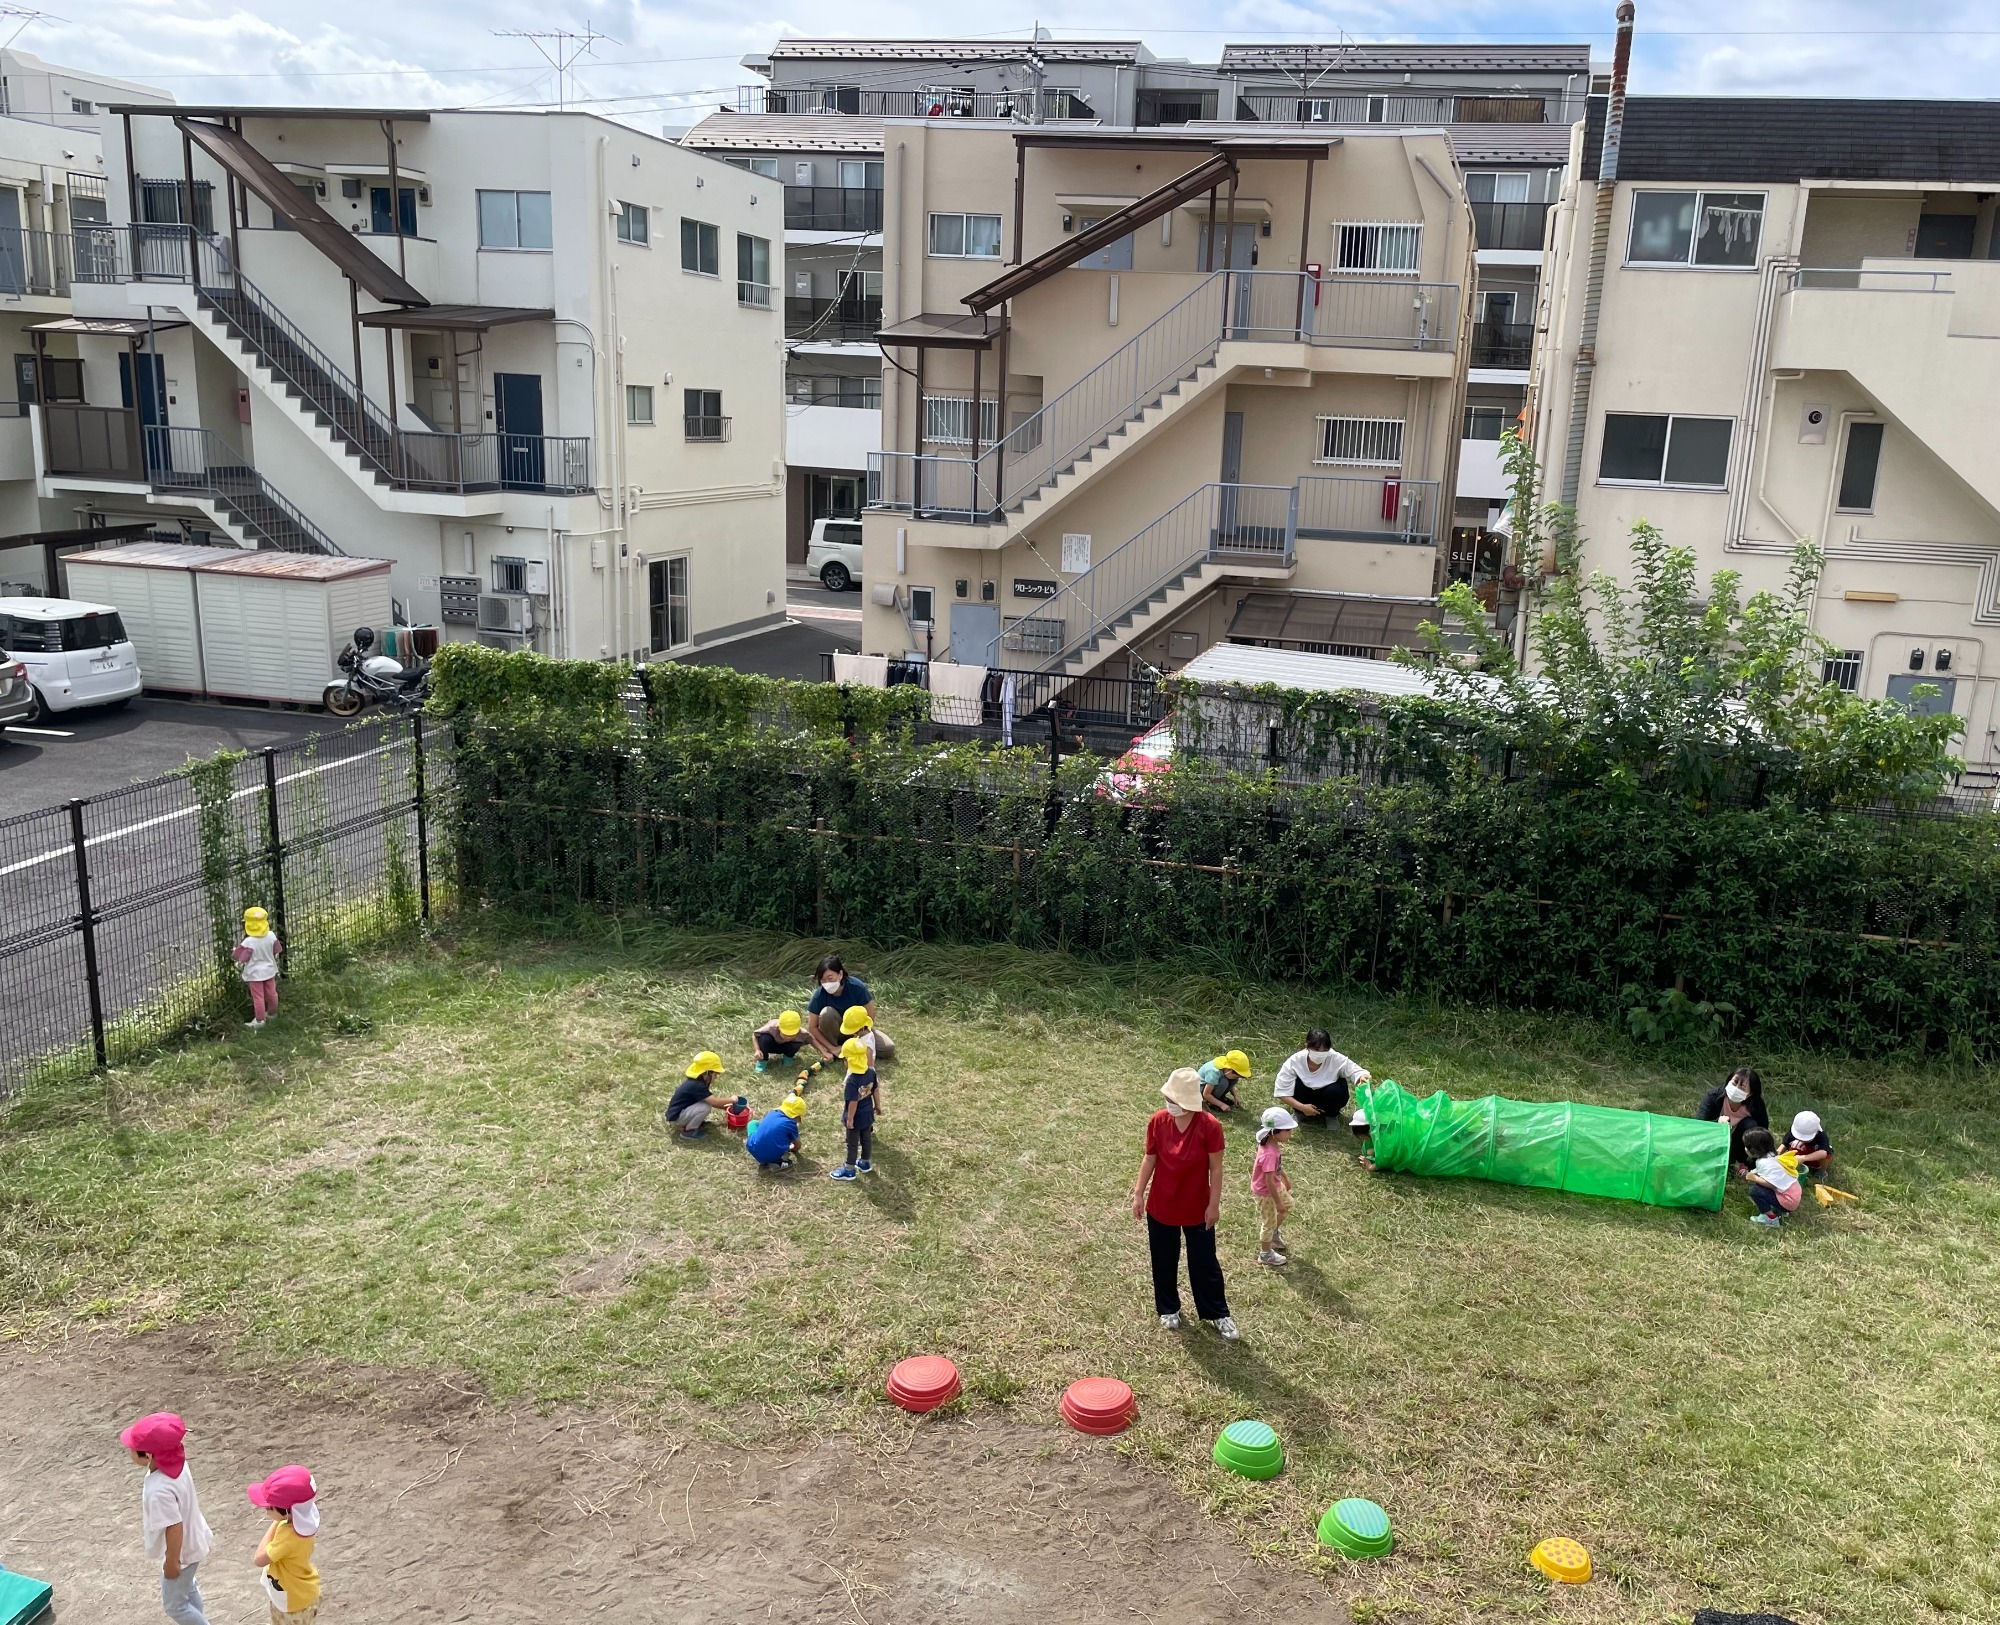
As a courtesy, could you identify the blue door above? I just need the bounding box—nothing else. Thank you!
[494,373,544,491]
[120,352,169,476]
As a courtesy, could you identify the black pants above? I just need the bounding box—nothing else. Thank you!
[1146,1215,1230,1320]
[845,1118,874,1166]
[1290,1078,1349,1122]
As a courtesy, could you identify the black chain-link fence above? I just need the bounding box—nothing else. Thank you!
[0,713,449,1103]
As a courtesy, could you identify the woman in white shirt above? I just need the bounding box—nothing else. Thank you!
[1273,1028,1372,1125]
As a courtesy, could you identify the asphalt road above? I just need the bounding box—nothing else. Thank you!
[0,697,343,817]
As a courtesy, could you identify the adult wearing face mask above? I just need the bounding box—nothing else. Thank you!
[1273,1028,1371,1125]
[807,954,897,1061]
[1696,1066,1769,1170]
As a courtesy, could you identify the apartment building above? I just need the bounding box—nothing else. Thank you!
[43,103,785,662]
[1533,94,2000,769]
[859,118,1476,682]
[0,54,166,563]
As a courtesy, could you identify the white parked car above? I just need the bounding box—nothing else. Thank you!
[805,516,863,592]
[0,596,143,721]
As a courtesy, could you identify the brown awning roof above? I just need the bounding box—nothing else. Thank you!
[1224,592,1432,654]
[177,117,427,307]
[964,152,1239,314]
[358,305,553,331]
[28,317,189,338]
[113,105,434,120]
[874,312,996,349]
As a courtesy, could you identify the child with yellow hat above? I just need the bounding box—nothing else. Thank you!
[836,1003,878,1067]
[744,1093,807,1168]
[663,1052,733,1139]
[828,1037,884,1182]
[1197,1049,1253,1114]
[750,1009,810,1074]
[231,906,284,1028]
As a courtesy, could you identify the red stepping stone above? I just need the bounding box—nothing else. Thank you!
[885,1355,962,1414]
[1060,1376,1137,1436]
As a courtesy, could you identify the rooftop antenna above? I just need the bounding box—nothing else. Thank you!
[0,6,58,54]
[492,21,617,111]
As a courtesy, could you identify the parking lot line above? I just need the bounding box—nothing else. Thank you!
[3,726,75,739]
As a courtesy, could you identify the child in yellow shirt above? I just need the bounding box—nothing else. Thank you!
[247,1466,321,1622]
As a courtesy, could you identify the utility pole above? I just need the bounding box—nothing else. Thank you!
[1025,25,1046,126]
[492,22,617,111]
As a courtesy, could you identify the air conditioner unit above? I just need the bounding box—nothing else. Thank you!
[477,594,532,633]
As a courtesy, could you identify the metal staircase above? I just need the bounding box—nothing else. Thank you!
[145,427,343,554]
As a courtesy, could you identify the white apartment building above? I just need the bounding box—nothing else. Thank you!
[859,118,1479,683]
[1534,92,2000,769]
[39,102,785,662]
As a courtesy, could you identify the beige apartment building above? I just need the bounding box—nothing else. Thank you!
[1533,94,2000,772]
[859,119,1477,680]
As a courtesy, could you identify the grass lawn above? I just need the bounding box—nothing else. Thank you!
[3,919,1997,1624]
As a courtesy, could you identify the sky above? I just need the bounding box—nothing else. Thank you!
[19,0,2000,130]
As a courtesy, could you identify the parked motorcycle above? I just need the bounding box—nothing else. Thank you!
[323,625,430,717]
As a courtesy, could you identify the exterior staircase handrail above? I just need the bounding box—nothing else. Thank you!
[144,423,344,555]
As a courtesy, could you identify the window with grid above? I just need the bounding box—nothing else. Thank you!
[923,395,1000,445]
[684,388,726,440]
[680,218,719,275]
[649,555,691,651]
[1316,416,1405,466]
[616,201,649,245]
[1822,650,1864,692]
[1334,221,1421,273]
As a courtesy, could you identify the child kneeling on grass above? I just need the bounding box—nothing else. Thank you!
[664,1052,732,1138]
[1784,1110,1834,1180]
[1253,1107,1297,1266]
[829,1037,882,1182]
[745,1094,807,1169]
[1743,1128,1803,1229]
[247,1466,321,1622]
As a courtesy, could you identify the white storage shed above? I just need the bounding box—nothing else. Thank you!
[59,544,393,705]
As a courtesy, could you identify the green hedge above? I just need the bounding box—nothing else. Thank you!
[436,660,2000,1060]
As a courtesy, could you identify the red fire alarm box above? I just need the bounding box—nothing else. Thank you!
[1380,477,1402,521]
[1304,262,1323,305]
[236,386,252,424]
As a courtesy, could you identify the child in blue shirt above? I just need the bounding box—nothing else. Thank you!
[828,1037,884,1182]
[745,1095,806,1168]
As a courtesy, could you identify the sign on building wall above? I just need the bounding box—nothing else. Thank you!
[1013,578,1059,599]
[1060,533,1091,573]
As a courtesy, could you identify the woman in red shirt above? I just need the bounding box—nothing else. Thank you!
[1130,1067,1238,1339]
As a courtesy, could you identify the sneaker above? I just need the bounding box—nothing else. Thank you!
[1749,1213,1781,1229]
[1159,1312,1182,1330]
[855,1159,873,1173]
[754,1060,769,1074]
[1213,1316,1241,1340]
[829,1165,858,1181]
[679,1125,705,1139]
[1258,1249,1288,1267]
[1272,1230,1287,1251]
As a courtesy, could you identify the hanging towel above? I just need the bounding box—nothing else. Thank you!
[1000,673,1018,746]
[927,660,988,725]
[832,653,890,688]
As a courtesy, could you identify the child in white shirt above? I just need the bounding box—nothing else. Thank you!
[232,906,283,1027]
[1742,1128,1802,1229]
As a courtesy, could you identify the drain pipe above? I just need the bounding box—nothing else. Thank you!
[1558,0,1636,506]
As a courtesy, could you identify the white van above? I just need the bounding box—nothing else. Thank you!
[0,597,143,721]
[805,516,863,592]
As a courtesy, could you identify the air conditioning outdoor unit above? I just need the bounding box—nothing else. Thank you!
[477,594,532,633]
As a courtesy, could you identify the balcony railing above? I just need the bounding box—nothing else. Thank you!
[1471,320,1534,369]
[783,186,882,233]
[1235,91,1580,125]
[1295,473,1439,545]
[739,84,1094,120]
[393,430,593,495]
[738,280,774,309]
[42,404,145,481]
[685,415,731,442]
[0,227,75,296]
[789,377,882,410]
[1470,200,1550,252]
[786,294,883,342]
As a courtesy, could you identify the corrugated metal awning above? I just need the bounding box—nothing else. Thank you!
[1223,592,1435,655]
[358,305,553,331]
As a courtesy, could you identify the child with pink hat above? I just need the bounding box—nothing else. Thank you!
[247,1465,322,1621]
[120,1412,215,1624]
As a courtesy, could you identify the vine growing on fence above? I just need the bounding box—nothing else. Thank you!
[180,750,251,986]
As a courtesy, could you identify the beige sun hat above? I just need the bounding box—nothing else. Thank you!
[1161,1067,1205,1114]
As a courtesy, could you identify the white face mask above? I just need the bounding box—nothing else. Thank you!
[821,978,843,993]
[1305,1050,1332,1066]
[1725,1084,1749,1104]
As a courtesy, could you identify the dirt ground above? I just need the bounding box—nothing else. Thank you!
[0,1329,1346,1623]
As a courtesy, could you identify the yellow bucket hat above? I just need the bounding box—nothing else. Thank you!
[777,1010,803,1036]
[1214,1049,1252,1076]
[685,1050,725,1079]
[839,1005,873,1036]
[243,907,271,935]
[841,1037,872,1072]
[780,1094,807,1119]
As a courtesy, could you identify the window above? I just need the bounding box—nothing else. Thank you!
[70,97,93,115]
[909,586,935,627]
[1626,190,1764,268]
[684,388,726,441]
[923,394,999,445]
[370,186,417,236]
[139,178,214,232]
[1479,290,1519,324]
[626,385,654,425]
[1464,405,1507,441]
[615,201,649,245]
[649,555,691,651]
[928,212,1003,259]
[1316,416,1405,466]
[838,160,884,190]
[737,233,772,306]
[1599,412,1733,487]
[1335,221,1421,273]
[491,557,527,594]
[477,190,552,251]
[0,611,126,652]
[1465,172,1532,204]
[725,156,781,179]
[1822,649,1864,692]
[680,217,719,276]
[1075,217,1135,272]
[1838,420,1885,512]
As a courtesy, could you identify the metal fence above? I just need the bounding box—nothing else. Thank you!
[0,713,448,1104]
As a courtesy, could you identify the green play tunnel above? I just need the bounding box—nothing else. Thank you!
[1358,1080,1730,1211]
